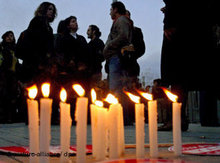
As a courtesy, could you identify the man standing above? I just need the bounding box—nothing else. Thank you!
[160,0,220,130]
[87,25,105,89]
[103,1,132,93]
[103,1,133,125]
[125,10,145,89]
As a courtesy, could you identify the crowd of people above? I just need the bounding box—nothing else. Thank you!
[0,2,145,125]
[0,1,219,130]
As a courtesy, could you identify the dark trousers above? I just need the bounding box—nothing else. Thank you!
[199,90,218,126]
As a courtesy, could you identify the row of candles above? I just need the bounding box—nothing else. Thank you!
[27,83,182,163]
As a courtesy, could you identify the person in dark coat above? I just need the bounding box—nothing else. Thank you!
[86,24,105,89]
[16,2,57,85]
[125,10,145,87]
[54,20,66,66]
[60,16,89,124]
[0,31,19,123]
[61,16,89,85]
[104,2,135,126]
[14,2,57,125]
[160,0,219,130]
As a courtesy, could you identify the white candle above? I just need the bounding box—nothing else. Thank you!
[108,103,119,159]
[104,94,121,159]
[139,91,159,158]
[125,92,145,158]
[173,102,182,156]
[90,104,98,158]
[73,84,88,163]
[60,88,72,163]
[75,97,88,163]
[105,109,110,157]
[27,85,39,163]
[118,104,125,156]
[40,83,52,163]
[95,101,107,161]
[135,103,145,158]
[162,88,182,156]
[148,100,158,158]
[90,89,98,158]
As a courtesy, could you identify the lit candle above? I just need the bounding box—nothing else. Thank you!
[104,94,124,159]
[72,84,88,163]
[94,100,107,161]
[27,85,39,163]
[90,89,98,158]
[139,91,158,158]
[125,92,145,158]
[60,88,72,163]
[40,83,52,163]
[162,88,182,156]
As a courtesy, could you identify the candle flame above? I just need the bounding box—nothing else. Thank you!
[162,87,178,102]
[41,83,50,98]
[104,93,118,104]
[138,91,153,101]
[95,100,104,107]
[60,88,67,102]
[124,91,140,104]
[72,84,85,97]
[91,88,96,104]
[27,85,38,99]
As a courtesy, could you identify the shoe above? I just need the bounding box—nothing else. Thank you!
[158,124,172,131]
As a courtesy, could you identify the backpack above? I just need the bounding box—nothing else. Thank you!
[121,27,145,60]
[132,27,145,59]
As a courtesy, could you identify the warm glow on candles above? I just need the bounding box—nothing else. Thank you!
[41,83,50,98]
[27,85,38,99]
[95,100,104,107]
[91,88,97,104]
[72,84,85,97]
[60,88,67,102]
[162,88,182,156]
[125,91,145,158]
[162,87,178,102]
[39,82,52,163]
[138,90,158,157]
[26,84,39,163]
[104,94,118,104]
[124,91,140,104]
[74,84,88,163]
[138,91,153,101]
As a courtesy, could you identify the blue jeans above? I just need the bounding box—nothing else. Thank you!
[108,56,132,124]
[108,55,123,95]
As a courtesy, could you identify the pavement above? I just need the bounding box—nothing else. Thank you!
[0,123,220,162]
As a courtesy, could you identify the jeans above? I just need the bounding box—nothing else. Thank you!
[108,55,123,95]
[108,55,132,124]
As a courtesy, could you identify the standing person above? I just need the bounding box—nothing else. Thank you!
[124,10,145,86]
[87,25,105,89]
[103,1,133,125]
[15,2,57,124]
[61,16,89,87]
[199,0,220,126]
[0,31,19,123]
[54,20,66,66]
[16,2,57,85]
[160,0,219,130]
[123,10,146,124]
[61,16,89,123]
